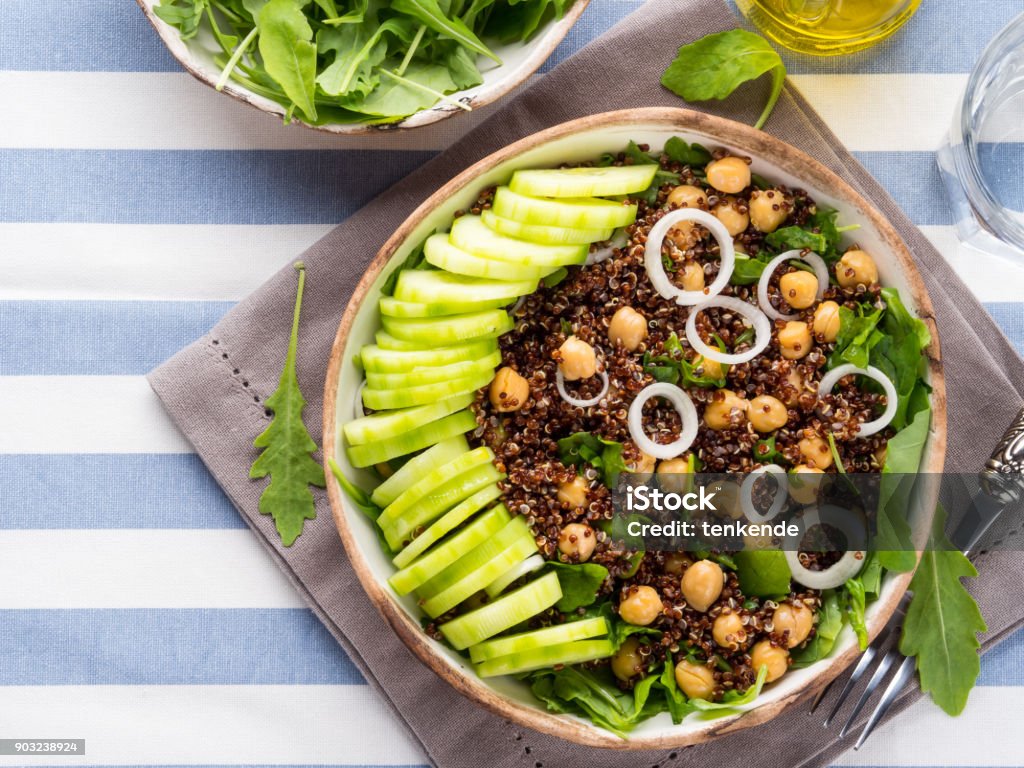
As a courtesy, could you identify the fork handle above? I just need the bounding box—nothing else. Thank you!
[980,405,1024,505]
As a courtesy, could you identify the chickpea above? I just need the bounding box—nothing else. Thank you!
[712,199,750,236]
[608,306,648,351]
[489,366,530,412]
[669,221,696,249]
[750,640,789,682]
[782,366,804,407]
[704,389,748,430]
[558,336,597,381]
[557,475,589,509]
[773,603,815,648]
[836,249,879,288]
[799,434,833,470]
[611,637,644,681]
[619,585,663,626]
[706,156,751,194]
[694,355,724,381]
[675,659,716,700]
[779,270,819,310]
[748,394,788,433]
[748,189,789,233]
[657,456,691,494]
[558,522,596,562]
[663,552,693,576]
[778,321,812,360]
[681,261,705,292]
[812,300,842,342]
[629,450,657,475]
[680,559,724,612]
[789,465,824,504]
[712,610,748,650]
[667,184,708,209]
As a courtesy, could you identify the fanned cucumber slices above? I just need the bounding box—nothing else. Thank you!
[336,155,657,689]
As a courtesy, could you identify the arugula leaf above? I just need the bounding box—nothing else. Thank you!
[557,432,628,488]
[900,506,986,715]
[765,225,829,254]
[664,136,712,167]
[690,664,768,711]
[154,0,209,39]
[661,29,786,130]
[734,550,791,597]
[328,458,391,551]
[792,590,844,667]
[530,666,638,737]
[546,562,609,612]
[730,254,768,285]
[392,0,499,62]
[250,262,326,546]
[844,577,869,650]
[642,332,727,388]
[870,287,932,431]
[257,0,319,121]
[379,244,427,296]
[828,303,883,370]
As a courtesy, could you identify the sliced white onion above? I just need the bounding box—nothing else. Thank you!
[740,464,789,523]
[784,504,868,590]
[627,382,699,460]
[354,380,367,419]
[587,228,628,265]
[818,364,898,437]
[685,295,771,365]
[756,250,830,321]
[485,553,546,598]
[643,209,735,305]
[556,370,610,408]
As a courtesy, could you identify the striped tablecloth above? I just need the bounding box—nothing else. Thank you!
[3,1,1024,765]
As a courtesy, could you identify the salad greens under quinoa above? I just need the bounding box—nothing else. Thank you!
[154,0,575,125]
[331,139,983,734]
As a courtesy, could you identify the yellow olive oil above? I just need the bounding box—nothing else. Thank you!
[736,0,922,55]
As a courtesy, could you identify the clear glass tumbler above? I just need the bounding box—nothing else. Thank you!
[937,12,1024,263]
[735,0,922,56]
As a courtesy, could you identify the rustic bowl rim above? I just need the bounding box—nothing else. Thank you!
[322,107,947,749]
[134,0,592,135]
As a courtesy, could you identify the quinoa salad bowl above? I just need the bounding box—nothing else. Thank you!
[322,108,946,748]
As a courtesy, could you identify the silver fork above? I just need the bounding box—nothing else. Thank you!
[809,405,1024,748]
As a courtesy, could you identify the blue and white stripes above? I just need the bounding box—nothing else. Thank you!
[3,0,1024,766]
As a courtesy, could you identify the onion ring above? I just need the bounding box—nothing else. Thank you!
[756,250,830,321]
[818,364,898,437]
[627,382,699,460]
[587,229,628,266]
[556,370,610,408]
[784,505,868,590]
[644,209,735,305]
[740,464,789,523]
[685,295,771,365]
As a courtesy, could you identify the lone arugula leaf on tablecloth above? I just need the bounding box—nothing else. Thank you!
[899,506,987,715]
[661,29,786,130]
[250,261,325,546]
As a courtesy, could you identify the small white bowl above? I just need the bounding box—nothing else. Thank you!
[136,0,591,134]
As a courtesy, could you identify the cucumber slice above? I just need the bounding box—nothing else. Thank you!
[379,447,494,525]
[492,187,638,230]
[383,463,503,550]
[424,235,554,282]
[420,520,538,618]
[468,616,609,663]
[439,571,562,650]
[394,269,536,305]
[510,164,659,198]
[364,351,502,390]
[370,435,468,508]
[381,310,513,346]
[343,393,473,447]
[450,215,588,267]
[375,331,428,351]
[389,504,510,595]
[475,638,615,677]
[392,484,503,569]
[484,553,546,599]
[481,209,613,246]
[361,340,497,373]
[362,367,494,410]
[379,295,512,318]
[346,410,475,469]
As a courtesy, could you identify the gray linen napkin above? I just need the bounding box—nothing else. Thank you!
[150,0,1024,765]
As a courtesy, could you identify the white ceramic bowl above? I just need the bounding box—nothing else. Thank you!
[136,0,591,134]
[323,109,946,748]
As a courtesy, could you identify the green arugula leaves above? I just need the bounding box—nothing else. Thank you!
[156,0,570,124]
[557,432,628,488]
[661,29,786,130]
[250,262,326,546]
[546,561,609,612]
